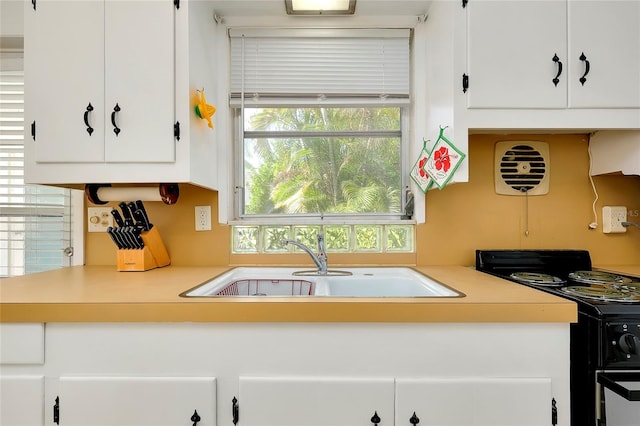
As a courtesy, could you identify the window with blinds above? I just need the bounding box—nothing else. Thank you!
[230,28,412,222]
[230,28,410,105]
[0,57,72,277]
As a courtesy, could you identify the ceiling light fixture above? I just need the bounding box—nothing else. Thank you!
[285,0,356,15]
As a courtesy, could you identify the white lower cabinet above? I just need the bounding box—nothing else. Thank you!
[50,376,216,426]
[237,376,552,426]
[238,376,395,426]
[0,376,45,426]
[6,323,568,425]
[395,377,552,426]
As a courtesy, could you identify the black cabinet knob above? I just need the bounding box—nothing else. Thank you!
[190,409,201,425]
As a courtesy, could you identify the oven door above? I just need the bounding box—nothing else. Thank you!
[597,372,640,426]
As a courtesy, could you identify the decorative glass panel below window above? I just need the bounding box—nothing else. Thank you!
[232,224,414,254]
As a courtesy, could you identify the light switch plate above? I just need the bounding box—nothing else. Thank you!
[88,207,113,232]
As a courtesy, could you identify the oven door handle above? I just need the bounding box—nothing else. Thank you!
[597,372,640,401]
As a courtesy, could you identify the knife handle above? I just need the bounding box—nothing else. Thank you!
[111,209,124,227]
[118,202,134,226]
[133,209,150,231]
[135,200,153,230]
[127,202,139,226]
[107,227,123,249]
[132,227,145,249]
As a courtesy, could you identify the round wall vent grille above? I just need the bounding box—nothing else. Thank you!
[494,141,550,196]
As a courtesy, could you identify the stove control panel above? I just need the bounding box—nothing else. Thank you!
[605,322,640,367]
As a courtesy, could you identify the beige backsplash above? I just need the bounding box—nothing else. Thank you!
[85,134,640,267]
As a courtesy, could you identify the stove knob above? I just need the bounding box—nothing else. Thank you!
[618,333,640,355]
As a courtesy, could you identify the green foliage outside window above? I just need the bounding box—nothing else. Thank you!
[243,107,402,216]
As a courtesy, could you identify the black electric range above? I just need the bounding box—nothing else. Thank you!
[475,250,640,426]
[475,249,640,316]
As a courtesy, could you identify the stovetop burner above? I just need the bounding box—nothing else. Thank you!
[475,250,640,315]
[561,283,640,303]
[509,272,566,287]
[567,270,633,285]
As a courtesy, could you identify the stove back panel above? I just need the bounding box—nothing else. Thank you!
[475,249,592,279]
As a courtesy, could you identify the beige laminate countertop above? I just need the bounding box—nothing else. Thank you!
[0,265,579,323]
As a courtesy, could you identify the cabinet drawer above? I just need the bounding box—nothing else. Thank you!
[0,323,44,365]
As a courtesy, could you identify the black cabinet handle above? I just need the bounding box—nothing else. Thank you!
[31,121,36,141]
[371,411,381,425]
[579,52,590,86]
[552,54,563,87]
[232,397,239,425]
[53,396,59,424]
[190,409,201,425]
[84,103,94,135]
[409,412,420,425]
[111,103,121,136]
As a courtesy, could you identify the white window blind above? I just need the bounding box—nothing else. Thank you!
[0,61,72,277]
[230,28,411,105]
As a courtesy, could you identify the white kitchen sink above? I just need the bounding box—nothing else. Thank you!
[181,267,462,298]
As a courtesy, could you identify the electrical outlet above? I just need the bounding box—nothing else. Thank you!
[195,205,212,231]
[602,206,627,233]
[87,207,113,232]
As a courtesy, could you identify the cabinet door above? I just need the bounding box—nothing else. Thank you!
[55,376,216,426]
[0,376,44,426]
[239,376,395,426]
[25,0,105,163]
[568,1,640,108]
[104,1,176,163]
[466,0,567,108]
[395,377,552,426]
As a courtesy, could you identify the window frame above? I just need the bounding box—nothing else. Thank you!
[231,104,412,225]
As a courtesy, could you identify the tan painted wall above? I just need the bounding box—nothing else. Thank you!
[85,134,640,268]
[418,134,640,266]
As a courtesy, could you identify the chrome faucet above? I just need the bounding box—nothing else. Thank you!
[282,233,328,275]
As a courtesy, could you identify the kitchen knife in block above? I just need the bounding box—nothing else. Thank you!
[116,227,170,272]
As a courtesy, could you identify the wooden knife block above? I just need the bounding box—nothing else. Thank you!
[117,226,170,272]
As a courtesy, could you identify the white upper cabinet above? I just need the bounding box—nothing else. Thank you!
[466,0,640,110]
[567,1,640,108]
[467,0,567,109]
[103,1,176,163]
[25,0,106,163]
[25,0,175,164]
[23,0,219,189]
